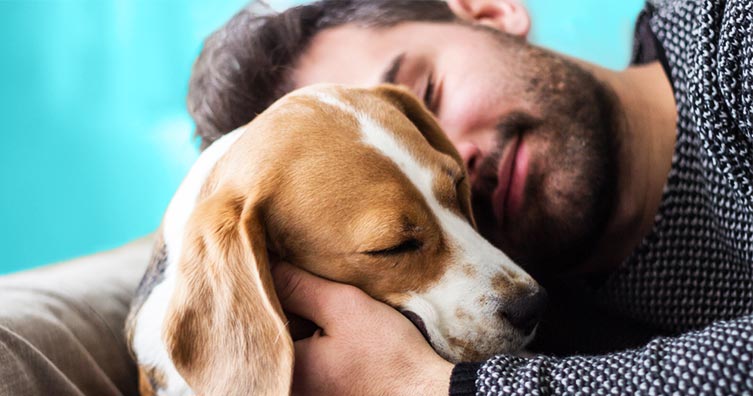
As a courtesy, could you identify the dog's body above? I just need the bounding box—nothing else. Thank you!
[126,84,544,396]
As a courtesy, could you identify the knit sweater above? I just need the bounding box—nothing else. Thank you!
[449,0,753,394]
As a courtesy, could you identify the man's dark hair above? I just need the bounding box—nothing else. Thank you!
[187,0,457,149]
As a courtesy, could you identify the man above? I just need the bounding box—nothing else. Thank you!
[187,0,753,394]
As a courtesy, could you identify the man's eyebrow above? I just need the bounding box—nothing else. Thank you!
[381,53,405,84]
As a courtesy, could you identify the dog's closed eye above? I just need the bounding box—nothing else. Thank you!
[364,239,423,256]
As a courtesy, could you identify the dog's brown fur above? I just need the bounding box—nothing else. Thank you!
[128,85,526,395]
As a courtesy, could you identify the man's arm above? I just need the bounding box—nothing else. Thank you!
[452,314,753,395]
[273,262,753,395]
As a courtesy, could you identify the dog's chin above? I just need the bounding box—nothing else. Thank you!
[439,329,532,363]
[400,310,537,362]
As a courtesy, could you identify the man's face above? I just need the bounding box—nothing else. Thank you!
[293,21,619,274]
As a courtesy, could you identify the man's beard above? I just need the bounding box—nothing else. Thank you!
[470,31,621,277]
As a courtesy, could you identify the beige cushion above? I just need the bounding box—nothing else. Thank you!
[0,236,153,396]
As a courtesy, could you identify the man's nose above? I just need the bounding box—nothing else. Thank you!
[457,142,482,176]
[499,286,548,335]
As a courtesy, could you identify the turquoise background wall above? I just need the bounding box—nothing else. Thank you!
[0,0,644,274]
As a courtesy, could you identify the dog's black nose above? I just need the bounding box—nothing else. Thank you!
[501,287,548,335]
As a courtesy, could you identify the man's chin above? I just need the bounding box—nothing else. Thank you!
[471,196,584,273]
[481,216,579,276]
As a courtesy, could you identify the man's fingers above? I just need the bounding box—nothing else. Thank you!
[272,262,362,330]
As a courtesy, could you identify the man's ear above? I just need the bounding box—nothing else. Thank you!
[163,186,294,396]
[446,0,531,37]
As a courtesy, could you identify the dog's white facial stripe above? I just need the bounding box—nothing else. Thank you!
[305,90,533,361]
[132,127,245,395]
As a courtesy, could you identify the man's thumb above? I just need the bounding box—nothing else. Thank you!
[272,262,354,330]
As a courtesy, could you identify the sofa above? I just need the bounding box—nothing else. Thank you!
[0,236,153,396]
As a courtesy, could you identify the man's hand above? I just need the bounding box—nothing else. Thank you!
[272,262,454,396]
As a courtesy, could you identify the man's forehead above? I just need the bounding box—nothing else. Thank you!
[292,22,456,89]
[292,24,399,88]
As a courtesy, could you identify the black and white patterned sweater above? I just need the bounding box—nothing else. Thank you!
[450,0,753,394]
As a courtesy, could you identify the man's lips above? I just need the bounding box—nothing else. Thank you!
[492,135,528,222]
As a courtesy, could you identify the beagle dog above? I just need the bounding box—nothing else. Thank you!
[126,84,546,396]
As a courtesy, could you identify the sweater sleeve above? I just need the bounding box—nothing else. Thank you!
[450,315,753,395]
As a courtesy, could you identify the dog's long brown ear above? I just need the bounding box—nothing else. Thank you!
[374,84,476,226]
[163,186,293,396]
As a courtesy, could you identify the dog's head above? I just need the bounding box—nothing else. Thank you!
[161,84,544,394]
